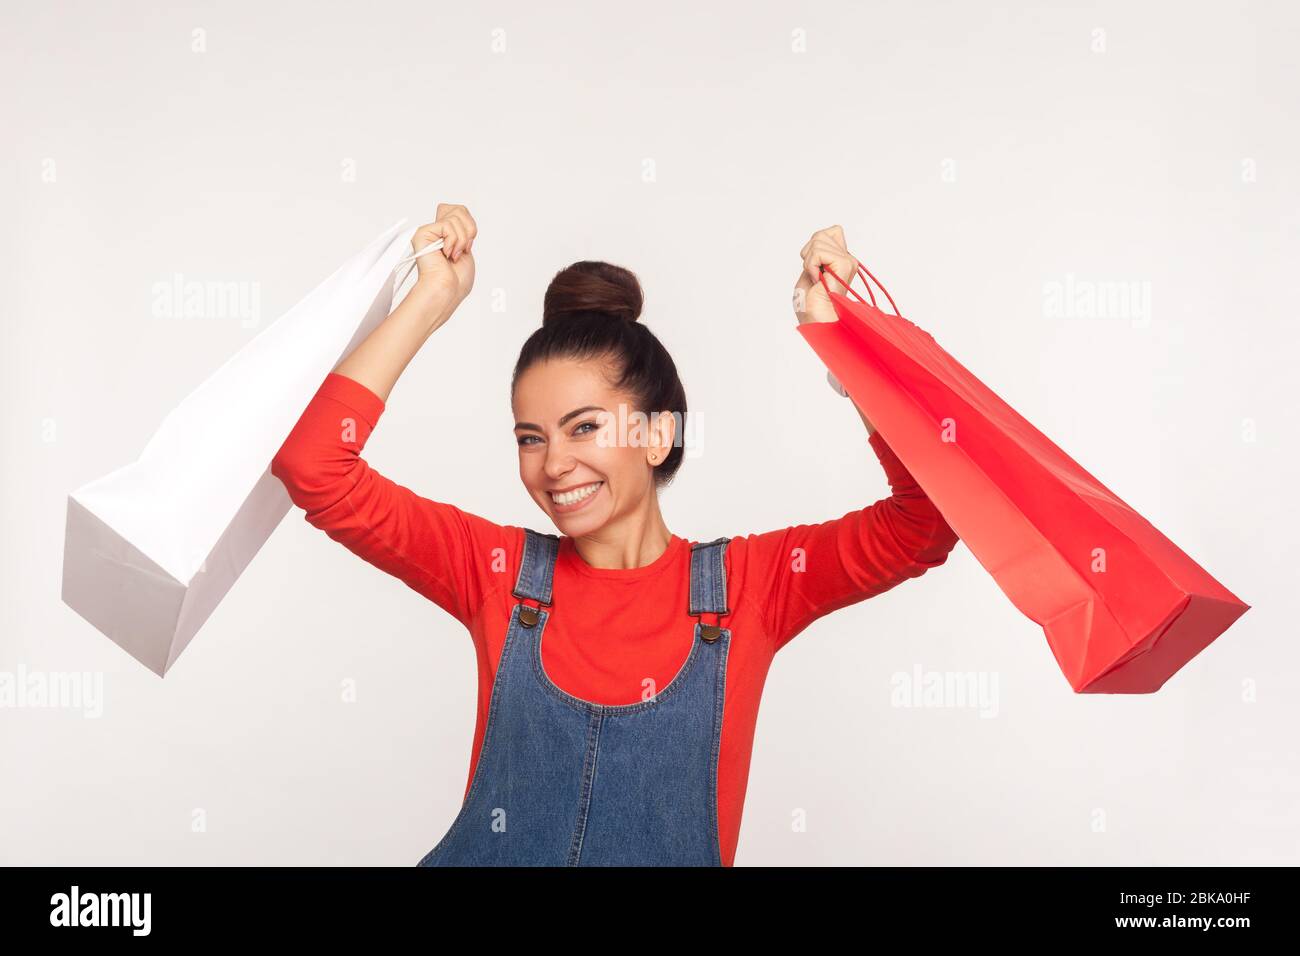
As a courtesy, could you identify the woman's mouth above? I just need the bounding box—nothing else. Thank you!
[549,481,603,513]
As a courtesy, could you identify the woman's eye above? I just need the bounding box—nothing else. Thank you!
[518,421,597,446]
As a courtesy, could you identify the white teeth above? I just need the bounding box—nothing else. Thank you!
[551,481,601,505]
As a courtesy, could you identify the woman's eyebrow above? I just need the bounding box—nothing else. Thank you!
[513,405,607,432]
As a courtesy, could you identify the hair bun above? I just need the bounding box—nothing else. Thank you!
[542,260,643,328]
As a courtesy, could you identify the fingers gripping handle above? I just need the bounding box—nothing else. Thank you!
[391,235,447,293]
[814,259,901,399]
[818,259,901,317]
[397,237,445,266]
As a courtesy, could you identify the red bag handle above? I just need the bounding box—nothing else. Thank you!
[818,259,901,316]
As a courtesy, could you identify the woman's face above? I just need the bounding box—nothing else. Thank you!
[513,356,673,536]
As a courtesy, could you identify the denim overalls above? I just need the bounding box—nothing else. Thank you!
[417,528,733,866]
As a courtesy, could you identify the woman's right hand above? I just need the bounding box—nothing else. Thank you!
[332,203,477,402]
[412,203,477,308]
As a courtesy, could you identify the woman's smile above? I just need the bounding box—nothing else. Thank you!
[549,480,604,512]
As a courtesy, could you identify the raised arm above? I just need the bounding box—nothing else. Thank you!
[334,204,477,401]
[742,429,959,653]
[270,206,518,627]
[737,223,959,651]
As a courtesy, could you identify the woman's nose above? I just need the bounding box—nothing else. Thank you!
[543,447,574,478]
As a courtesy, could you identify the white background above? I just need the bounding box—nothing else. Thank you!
[2,0,1294,865]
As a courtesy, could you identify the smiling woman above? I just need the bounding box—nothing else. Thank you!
[517,264,684,462]
[270,207,960,867]
[506,260,690,573]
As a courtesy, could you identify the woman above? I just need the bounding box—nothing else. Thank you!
[271,204,960,866]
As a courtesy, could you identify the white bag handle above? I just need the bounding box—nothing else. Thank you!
[391,236,447,294]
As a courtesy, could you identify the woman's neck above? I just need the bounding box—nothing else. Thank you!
[573,507,674,571]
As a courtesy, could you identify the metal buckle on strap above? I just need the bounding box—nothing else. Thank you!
[518,599,547,628]
[695,613,724,643]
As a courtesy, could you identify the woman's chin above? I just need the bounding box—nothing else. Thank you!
[552,505,605,533]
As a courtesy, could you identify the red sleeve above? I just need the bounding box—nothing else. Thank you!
[270,372,518,628]
[741,429,960,653]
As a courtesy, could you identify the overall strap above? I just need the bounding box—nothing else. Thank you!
[513,528,560,627]
[688,537,731,643]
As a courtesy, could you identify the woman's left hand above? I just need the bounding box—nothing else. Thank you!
[793,224,859,325]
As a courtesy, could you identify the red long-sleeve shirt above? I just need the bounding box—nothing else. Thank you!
[271,372,960,866]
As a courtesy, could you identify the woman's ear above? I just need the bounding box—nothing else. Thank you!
[648,410,677,464]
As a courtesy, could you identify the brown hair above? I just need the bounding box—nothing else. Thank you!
[511,261,688,488]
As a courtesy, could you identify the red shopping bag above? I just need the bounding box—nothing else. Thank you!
[797,262,1249,693]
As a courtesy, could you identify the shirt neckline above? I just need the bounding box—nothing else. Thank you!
[558,533,687,581]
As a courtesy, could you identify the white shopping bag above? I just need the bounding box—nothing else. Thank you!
[61,218,432,676]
